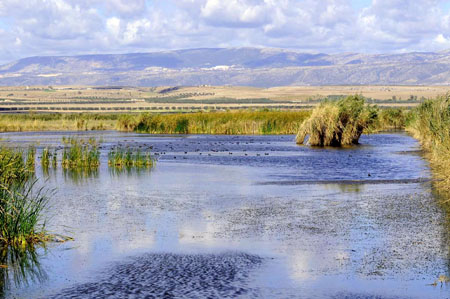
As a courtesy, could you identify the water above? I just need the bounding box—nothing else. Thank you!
[0,131,448,298]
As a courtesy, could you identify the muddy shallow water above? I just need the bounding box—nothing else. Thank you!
[0,131,449,298]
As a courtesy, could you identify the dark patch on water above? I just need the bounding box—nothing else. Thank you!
[49,252,262,299]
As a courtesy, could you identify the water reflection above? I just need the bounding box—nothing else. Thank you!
[0,246,46,298]
[62,168,99,184]
[336,183,364,193]
[108,166,153,178]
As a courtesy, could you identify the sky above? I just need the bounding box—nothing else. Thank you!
[0,0,449,64]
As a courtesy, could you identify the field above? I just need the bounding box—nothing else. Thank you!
[0,85,447,113]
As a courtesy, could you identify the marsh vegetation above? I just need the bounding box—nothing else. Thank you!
[0,147,49,247]
[296,96,378,146]
[117,110,311,135]
[61,138,100,170]
[108,148,154,168]
[0,113,118,132]
[407,94,450,201]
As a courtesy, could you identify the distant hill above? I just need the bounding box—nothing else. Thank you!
[1,48,450,87]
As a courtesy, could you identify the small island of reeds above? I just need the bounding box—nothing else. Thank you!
[296,95,378,146]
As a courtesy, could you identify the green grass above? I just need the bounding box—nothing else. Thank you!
[296,95,378,146]
[61,138,100,170]
[40,148,58,170]
[108,148,154,168]
[0,148,49,247]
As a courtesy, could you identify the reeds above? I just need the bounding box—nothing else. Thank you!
[41,148,58,171]
[117,110,311,135]
[25,146,36,171]
[0,148,49,247]
[108,148,154,168]
[61,138,100,170]
[0,113,118,132]
[296,95,378,146]
[407,94,450,197]
[376,108,408,130]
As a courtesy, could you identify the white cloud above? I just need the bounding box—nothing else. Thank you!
[106,17,121,38]
[0,0,449,64]
[201,0,271,28]
[435,33,450,46]
[108,0,147,16]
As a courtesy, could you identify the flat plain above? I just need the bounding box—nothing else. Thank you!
[0,85,448,113]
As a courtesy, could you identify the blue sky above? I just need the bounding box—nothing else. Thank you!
[351,0,372,9]
[0,0,449,64]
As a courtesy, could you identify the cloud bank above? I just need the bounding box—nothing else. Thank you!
[0,0,449,63]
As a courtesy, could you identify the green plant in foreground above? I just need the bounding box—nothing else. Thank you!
[296,95,378,146]
[0,148,49,247]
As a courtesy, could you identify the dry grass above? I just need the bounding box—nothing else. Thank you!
[118,110,311,135]
[0,114,118,132]
[407,94,450,197]
[296,96,378,146]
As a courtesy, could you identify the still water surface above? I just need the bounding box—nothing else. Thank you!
[0,131,448,298]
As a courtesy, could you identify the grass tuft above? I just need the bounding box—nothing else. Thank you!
[61,137,100,170]
[108,148,154,169]
[296,95,378,146]
[0,148,49,247]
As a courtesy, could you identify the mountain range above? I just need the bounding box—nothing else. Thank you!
[1,48,450,87]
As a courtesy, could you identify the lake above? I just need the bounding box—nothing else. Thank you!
[0,131,448,298]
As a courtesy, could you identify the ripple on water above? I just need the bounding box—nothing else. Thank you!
[49,252,263,299]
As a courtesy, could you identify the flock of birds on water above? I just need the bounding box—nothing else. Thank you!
[95,138,278,161]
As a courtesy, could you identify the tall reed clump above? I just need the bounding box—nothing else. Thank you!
[117,110,311,135]
[108,148,154,168]
[61,137,100,169]
[407,94,450,196]
[296,95,378,146]
[377,108,408,130]
[0,148,49,247]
